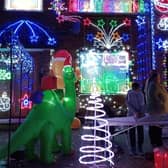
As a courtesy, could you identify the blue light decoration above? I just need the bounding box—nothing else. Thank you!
[0,20,57,46]
[150,1,156,69]
[0,37,35,114]
[135,14,151,82]
[83,17,131,51]
[156,38,168,51]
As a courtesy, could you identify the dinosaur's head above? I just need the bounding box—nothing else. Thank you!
[63,65,76,82]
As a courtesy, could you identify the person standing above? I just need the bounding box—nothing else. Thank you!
[145,71,168,148]
[126,82,145,155]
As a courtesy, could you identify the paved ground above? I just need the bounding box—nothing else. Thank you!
[0,125,159,168]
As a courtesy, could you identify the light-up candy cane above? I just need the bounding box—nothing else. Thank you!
[79,91,114,167]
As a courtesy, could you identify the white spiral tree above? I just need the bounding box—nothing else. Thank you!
[79,84,114,168]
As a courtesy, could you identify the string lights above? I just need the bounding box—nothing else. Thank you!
[84,17,131,50]
[0,92,10,112]
[0,20,56,46]
[79,91,114,167]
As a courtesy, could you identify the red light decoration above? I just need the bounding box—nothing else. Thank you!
[123,18,131,26]
[154,0,168,13]
[83,17,92,26]
[154,147,168,168]
[19,94,32,110]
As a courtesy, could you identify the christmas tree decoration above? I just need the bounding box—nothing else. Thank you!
[79,92,114,167]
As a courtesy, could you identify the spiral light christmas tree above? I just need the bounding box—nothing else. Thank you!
[79,83,114,167]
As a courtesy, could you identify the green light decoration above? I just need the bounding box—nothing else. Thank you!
[97,19,105,28]
[78,49,130,95]
[0,69,11,80]
[139,0,145,13]
[109,20,118,28]
[84,17,131,50]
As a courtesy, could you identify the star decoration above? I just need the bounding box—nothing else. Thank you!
[30,35,39,43]
[20,94,32,110]
[112,32,120,40]
[96,32,104,39]
[109,20,118,28]
[86,33,94,42]
[97,19,105,28]
[156,38,164,49]
[123,18,131,26]
[122,33,129,42]
[135,16,146,26]
[49,0,67,16]
[56,15,65,23]
[48,38,57,46]
[83,18,92,26]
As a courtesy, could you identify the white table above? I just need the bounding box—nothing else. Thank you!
[104,114,168,137]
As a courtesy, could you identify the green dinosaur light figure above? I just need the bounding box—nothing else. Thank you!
[0,65,76,164]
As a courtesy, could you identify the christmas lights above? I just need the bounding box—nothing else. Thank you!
[84,17,131,50]
[48,0,67,15]
[150,1,156,69]
[153,0,168,13]
[0,92,10,112]
[77,48,130,94]
[69,0,146,13]
[0,20,56,46]
[0,69,11,80]
[157,15,168,31]
[19,93,32,110]
[79,93,114,167]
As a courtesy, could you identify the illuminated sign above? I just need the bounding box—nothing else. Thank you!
[69,0,145,13]
[157,15,168,31]
[0,92,10,112]
[103,51,129,68]
[5,0,43,11]
[79,49,130,94]
[153,0,168,13]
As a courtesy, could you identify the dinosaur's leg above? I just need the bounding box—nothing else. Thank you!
[0,119,44,160]
[25,138,38,160]
[52,135,62,153]
[40,122,56,164]
[62,126,72,154]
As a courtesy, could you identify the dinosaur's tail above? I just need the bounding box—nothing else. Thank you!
[0,108,44,159]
